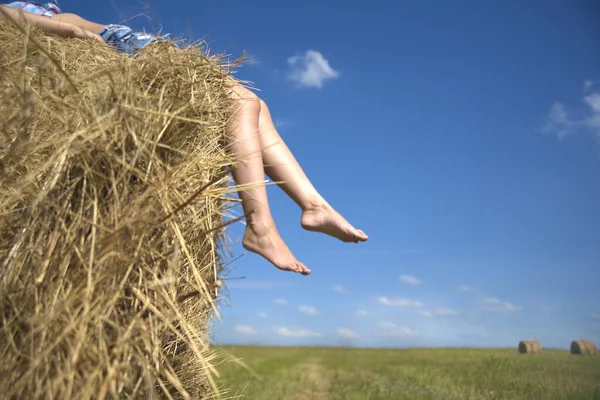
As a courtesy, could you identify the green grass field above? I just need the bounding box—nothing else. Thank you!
[215,346,600,400]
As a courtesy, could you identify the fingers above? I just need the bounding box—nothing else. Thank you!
[90,32,103,42]
[81,29,103,42]
[68,25,103,42]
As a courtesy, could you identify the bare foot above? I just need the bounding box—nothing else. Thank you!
[301,202,368,243]
[242,220,311,275]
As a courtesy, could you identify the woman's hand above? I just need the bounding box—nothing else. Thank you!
[55,22,103,42]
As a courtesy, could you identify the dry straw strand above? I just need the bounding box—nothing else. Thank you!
[0,19,243,399]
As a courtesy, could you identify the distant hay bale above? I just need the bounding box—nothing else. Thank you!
[0,19,241,399]
[570,340,597,355]
[518,340,542,354]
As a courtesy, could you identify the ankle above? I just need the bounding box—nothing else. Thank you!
[301,196,328,212]
[246,215,275,236]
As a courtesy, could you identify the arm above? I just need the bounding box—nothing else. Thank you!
[0,5,102,41]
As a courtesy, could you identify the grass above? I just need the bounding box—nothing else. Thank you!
[215,346,600,400]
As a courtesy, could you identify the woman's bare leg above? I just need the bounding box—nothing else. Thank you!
[50,13,106,34]
[228,86,310,275]
[256,99,368,243]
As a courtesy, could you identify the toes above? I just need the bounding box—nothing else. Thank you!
[355,229,368,241]
[280,264,298,273]
[297,263,311,276]
[280,262,310,275]
[345,227,368,242]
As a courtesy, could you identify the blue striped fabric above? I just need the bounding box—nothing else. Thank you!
[99,24,173,56]
[3,1,61,17]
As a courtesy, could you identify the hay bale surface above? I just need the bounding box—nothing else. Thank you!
[570,340,597,355]
[518,340,542,354]
[0,20,239,399]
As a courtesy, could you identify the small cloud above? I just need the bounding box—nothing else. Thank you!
[338,328,360,339]
[257,312,268,319]
[420,308,458,317]
[274,298,288,306]
[332,285,347,294]
[435,308,458,316]
[298,306,320,316]
[377,296,423,308]
[234,325,258,336]
[275,327,322,338]
[287,50,340,89]
[399,275,421,286]
[457,285,475,292]
[584,93,600,127]
[376,322,418,339]
[591,313,600,320]
[355,309,368,317]
[228,281,288,290]
[543,84,600,143]
[377,321,398,329]
[544,102,572,140]
[273,117,293,132]
[478,297,520,314]
[385,327,418,338]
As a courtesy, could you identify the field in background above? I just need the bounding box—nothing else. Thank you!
[215,346,600,400]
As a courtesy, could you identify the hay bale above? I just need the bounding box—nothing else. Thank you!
[518,340,542,354]
[570,340,598,355]
[0,19,240,399]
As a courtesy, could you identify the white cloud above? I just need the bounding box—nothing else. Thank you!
[234,325,258,336]
[435,308,458,316]
[273,117,291,131]
[298,306,320,316]
[399,275,421,286]
[591,313,600,320]
[377,321,398,329]
[544,102,572,140]
[332,285,347,294]
[543,84,600,143]
[584,80,594,92]
[338,328,360,339]
[385,327,418,338]
[478,297,520,314]
[275,327,322,338]
[584,93,600,132]
[457,285,475,292]
[257,312,268,319]
[227,280,287,290]
[377,296,423,308]
[420,308,458,317]
[287,50,340,89]
[355,309,368,317]
[273,298,288,306]
[376,322,418,339]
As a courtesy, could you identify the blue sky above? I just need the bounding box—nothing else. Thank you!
[69,0,600,348]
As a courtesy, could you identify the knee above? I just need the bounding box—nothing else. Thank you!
[230,84,259,101]
[230,84,261,112]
